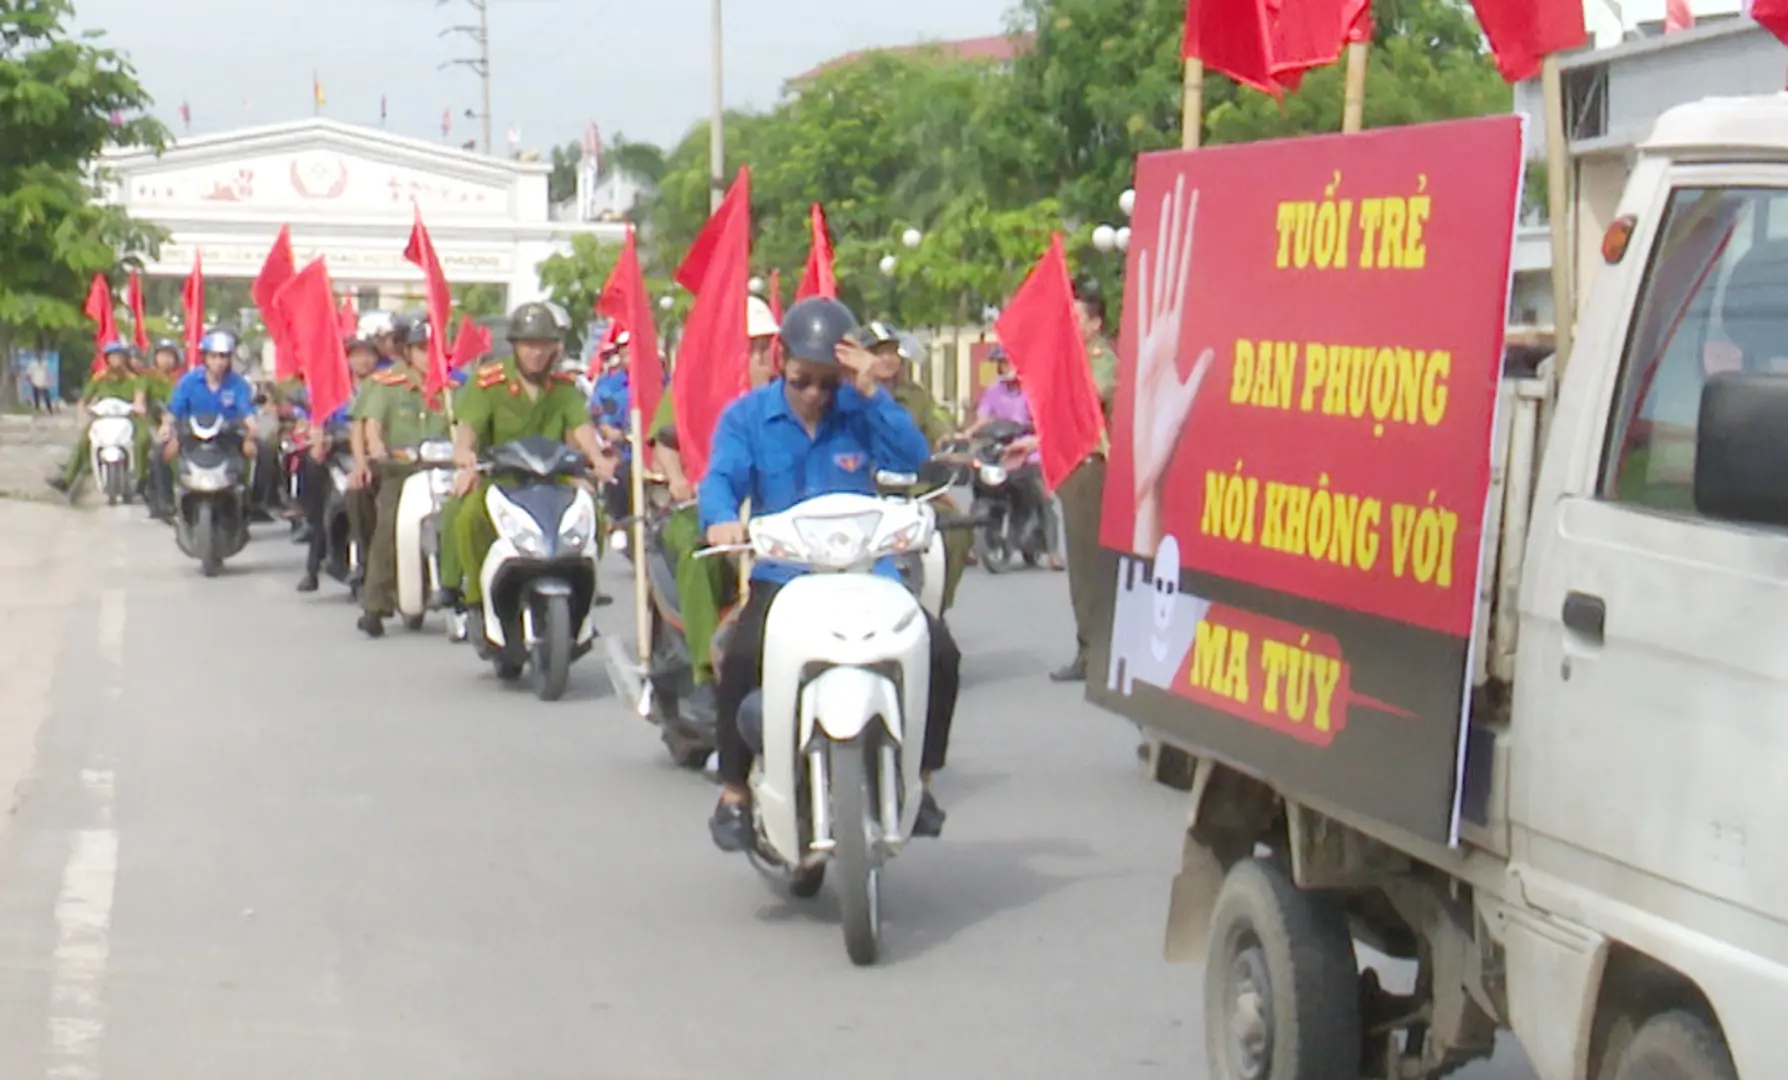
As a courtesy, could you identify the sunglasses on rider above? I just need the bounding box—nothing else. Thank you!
[786,372,840,394]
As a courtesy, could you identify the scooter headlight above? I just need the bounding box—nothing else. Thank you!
[790,510,882,570]
[876,518,928,556]
[487,488,547,557]
[978,463,1008,486]
[558,498,595,553]
[183,466,231,492]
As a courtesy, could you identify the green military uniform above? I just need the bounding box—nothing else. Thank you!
[1059,337,1117,667]
[887,376,972,615]
[358,366,452,616]
[60,369,148,486]
[435,378,476,597]
[344,375,384,573]
[649,390,729,685]
[450,356,592,605]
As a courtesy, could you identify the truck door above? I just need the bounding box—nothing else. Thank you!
[1516,173,1788,1064]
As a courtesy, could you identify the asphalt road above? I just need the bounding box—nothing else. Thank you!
[0,509,1540,1079]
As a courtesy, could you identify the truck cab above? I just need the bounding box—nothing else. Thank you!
[1157,94,1788,1080]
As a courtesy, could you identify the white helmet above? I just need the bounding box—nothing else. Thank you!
[746,296,779,339]
[357,310,397,340]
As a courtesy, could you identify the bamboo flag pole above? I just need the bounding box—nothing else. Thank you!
[1182,58,1204,148]
[629,405,651,666]
[1540,53,1576,373]
[1342,40,1369,133]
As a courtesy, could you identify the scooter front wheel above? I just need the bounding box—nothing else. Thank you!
[532,593,572,702]
[196,501,222,578]
[830,737,882,966]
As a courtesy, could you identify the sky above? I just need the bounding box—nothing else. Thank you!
[71,0,1019,155]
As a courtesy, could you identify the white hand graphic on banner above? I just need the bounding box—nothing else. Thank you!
[1133,175,1216,558]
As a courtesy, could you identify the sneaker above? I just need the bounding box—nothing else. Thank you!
[356,611,386,639]
[1050,656,1087,683]
[708,799,752,853]
[912,791,946,838]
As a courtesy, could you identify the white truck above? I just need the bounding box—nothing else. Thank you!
[1132,94,1788,1079]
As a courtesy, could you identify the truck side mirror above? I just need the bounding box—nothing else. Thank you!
[1694,372,1788,527]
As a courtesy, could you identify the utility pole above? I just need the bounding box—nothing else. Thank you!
[709,0,724,212]
[439,0,493,154]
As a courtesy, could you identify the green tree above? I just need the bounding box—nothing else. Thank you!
[453,283,506,319]
[548,141,581,205]
[603,133,668,184]
[534,233,621,355]
[0,0,167,401]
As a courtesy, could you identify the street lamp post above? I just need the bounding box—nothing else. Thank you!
[709,0,725,213]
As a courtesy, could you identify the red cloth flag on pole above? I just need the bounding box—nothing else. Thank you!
[84,274,117,374]
[448,314,493,370]
[1665,0,1695,32]
[1183,0,1280,96]
[671,167,752,483]
[1466,0,1588,82]
[338,291,358,338]
[180,250,205,369]
[127,270,150,352]
[402,204,454,404]
[795,203,837,300]
[597,223,667,469]
[1748,0,1788,47]
[994,234,1107,493]
[252,225,298,378]
[275,259,353,422]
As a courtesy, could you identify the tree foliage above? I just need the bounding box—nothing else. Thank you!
[550,0,1510,333]
[0,0,167,396]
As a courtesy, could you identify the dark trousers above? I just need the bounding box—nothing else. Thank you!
[1012,463,1059,553]
[29,387,52,413]
[1057,454,1107,661]
[298,456,330,575]
[603,458,633,526]
[716,578,961,788]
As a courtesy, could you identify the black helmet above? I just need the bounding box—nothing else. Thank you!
[507,301,562,343]
[859,320,900,350]
[779,297,858,365]
[153,337,180,354]
[388,312,413,341]
[406,319,431,346]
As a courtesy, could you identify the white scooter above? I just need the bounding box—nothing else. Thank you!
[698,489,946,966]
[467,436,602,701]
[393,438,458,632]
[87,398,138,506]
[874,469,949,618]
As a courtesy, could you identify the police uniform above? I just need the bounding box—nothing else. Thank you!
[1054,336,1117,679]
[647,389,729,686]
[886,376,973,615]
[357,366,451,624]
[448,356,592,606]
[59,368,147,488]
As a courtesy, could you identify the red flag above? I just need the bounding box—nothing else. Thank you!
[673,177,751,293]
[181,250,205,369]
[994,234,1106,493]
[252,226,298,378]
[671,167,751,482]
[1665,0,1694,31]
[338,292,358,339]
[448,314,493,370]
[598,223,667,468]
[1269,0,1354,91]
[84,275,117,374]
[402,205,453,403]
[1183,0,1280,97]
[126,270,149,352]
[795,203,837,301]
[1753,0,1788,46]
[1467,0,1588,82]
[276,259,353,422]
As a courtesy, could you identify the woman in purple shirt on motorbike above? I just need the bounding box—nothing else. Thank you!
[963,346,1063,570]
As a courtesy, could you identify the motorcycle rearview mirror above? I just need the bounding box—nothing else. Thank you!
[874,470,919,488]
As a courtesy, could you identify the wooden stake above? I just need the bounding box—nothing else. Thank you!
[1342,40,1369,133]
[1181,58,1204,149]
[1540,54,1576,373]
[628,405,650,666]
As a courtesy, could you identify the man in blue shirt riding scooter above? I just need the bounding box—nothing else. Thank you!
[698,297,962,853]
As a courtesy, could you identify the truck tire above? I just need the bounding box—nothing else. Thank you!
[1204,857,1362,1080]
[1610,1011,1737,1080]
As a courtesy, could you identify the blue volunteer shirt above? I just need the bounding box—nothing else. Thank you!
[167,368,256,424]
[698,378,930,586]
[590,370,632,461]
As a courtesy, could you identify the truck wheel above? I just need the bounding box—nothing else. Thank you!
[1204,857,1362,1080]
[1610,1011,1737,1080]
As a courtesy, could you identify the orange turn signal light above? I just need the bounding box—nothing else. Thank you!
[1602,215,1636,264]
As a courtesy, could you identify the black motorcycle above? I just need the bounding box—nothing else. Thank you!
[173,414,252,577]
[320,427,360,592]
[608,487,742,769]
[969,419,1050,572]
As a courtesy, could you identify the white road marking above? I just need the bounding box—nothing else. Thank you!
[44,768,118,1080]
[96,589,125,701]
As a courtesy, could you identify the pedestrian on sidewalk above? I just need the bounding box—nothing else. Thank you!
[25,357,53,415]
